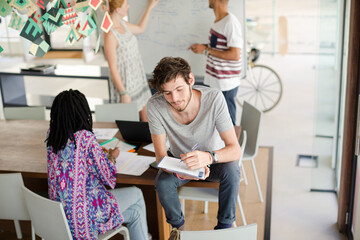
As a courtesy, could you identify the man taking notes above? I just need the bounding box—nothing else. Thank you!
[146,57,241,235]
[189,0,243,125]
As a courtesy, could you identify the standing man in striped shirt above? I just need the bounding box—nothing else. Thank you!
[189,0,243,125]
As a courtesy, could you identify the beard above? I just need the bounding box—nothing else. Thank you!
[168,86,192,112]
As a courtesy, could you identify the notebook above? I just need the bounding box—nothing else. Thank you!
[115,120,152,143]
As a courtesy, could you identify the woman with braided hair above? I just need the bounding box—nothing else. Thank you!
[104,0,159,122]
[47,89,149,240]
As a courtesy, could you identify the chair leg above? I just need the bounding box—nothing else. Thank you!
[119,226,130,240]
[232,221,237,227]
[181,199,185,216]
[237,195,247,225]
[250,158,264,202]
[204,201,208,214]
[14,220,22,239]
[31,224,35,240]
[241,164,248,185]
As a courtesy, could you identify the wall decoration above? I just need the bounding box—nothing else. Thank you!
[0,45,3,53]
[0,0,12,17]
[100,11,112,33]
[9,0,31,11]
[74,0,89,12]
[8,11,25,30]
[29,37,50,57]
[89,0,101,10]
[41,7,65,27]
[36,0,50,10]
[78,15,96,36]
[20,13,43,42]
[62,5,78,25]
[65,25,80,45]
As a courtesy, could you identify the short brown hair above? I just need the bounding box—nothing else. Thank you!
[149,57,192,92]
[109,0,124,13]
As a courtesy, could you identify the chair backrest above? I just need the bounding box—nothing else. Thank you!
[95,103,139,122]
[0,173,30,221]
[181,223,257,240]
[4,106,46,120]
[240,101,262,158]
[238,130,247,166]
[22,186,73,240]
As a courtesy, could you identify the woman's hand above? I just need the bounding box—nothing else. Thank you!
[108,147,119,164]
[121,93,132,103]
[148,0,159,9]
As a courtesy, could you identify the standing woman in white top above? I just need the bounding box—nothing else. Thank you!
[104,0,159,121]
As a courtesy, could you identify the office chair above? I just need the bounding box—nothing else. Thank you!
[240,101,263,202]
[95,103,139,122]
[181,223,257,240]
[0,173,35,240]
[178,131,248,226]
[4,106,46,120]
[22,186,130,240]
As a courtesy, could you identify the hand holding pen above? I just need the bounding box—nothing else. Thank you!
[179,143,210,170]
[179,143,199,163]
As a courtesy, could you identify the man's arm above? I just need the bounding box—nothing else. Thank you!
[181,127,241,169]
[189,44,241,61]
[151,133,168,164]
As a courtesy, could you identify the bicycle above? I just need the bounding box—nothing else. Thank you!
[236,47,283,113]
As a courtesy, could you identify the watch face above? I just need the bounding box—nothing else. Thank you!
[212,151,219,162]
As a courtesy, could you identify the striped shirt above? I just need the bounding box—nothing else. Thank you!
[204,13,243,91]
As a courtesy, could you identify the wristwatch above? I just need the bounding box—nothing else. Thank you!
[207,151,219,164]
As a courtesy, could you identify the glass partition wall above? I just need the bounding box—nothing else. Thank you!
[311,0,349,192]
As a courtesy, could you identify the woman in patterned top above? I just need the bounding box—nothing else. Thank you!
[104,0,159,122]
[46,89,148,240]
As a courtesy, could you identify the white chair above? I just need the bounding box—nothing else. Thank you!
[178,131,248,226]
[240,101,264,202]
[95,103,139,122]
[0,173,35,240]
[22,186,130,240]
[181,223,257,240]
[4,106,46,120]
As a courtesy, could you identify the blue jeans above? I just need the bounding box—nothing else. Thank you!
[222,87,239,125]
[155,161,240,227]
[110,186,148,240]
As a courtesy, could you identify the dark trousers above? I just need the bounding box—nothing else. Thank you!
[222,87,239,125]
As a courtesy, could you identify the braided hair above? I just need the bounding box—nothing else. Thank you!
[46,89,93,154]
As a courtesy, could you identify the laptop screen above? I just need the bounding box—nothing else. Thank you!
[115,120,152,143]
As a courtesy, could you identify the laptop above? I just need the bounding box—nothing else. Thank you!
[115,120,152,143]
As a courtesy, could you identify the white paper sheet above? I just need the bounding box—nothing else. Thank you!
[93,128,118,140]
[157,156,206,179]
[115,152,155,176]
[143,140,170,153]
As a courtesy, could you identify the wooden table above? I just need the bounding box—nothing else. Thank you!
[0,120,220,240]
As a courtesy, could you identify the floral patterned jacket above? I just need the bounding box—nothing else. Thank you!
[47,130,123,240]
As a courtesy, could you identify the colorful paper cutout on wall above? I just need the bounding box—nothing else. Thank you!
[29,38,50,57]
[55,0,67,9]
[0,45,3,53]
[41,8,65,27]
[36,0,50,10]
[74,0,89,12]
[9,0,31,11]
[9,12,25,30]
[62,6,78,25]
[20,13,43,42]
[0,0,12,17]
[65,25,80,45]
[26,1,37,17]
[78,15,96,37]
[89,0,101,10]
[101,11,112,33]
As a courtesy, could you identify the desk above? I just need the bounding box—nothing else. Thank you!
[0,64,110,111]
[0,120,219,240]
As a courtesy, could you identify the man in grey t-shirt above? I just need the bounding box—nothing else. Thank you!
[147,57,241,233]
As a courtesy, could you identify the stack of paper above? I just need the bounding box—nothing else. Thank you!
[93,128,118,140]
[116,152,155,176]
[101,137,135,152]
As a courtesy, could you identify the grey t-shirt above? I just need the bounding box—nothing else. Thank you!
[146,85,233,158]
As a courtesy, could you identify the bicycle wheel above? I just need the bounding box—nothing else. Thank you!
[237,64,283,112]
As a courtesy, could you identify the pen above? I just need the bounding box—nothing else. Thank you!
[179,143,199,163]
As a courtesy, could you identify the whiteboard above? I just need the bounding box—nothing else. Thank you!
[128,0,246,78]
